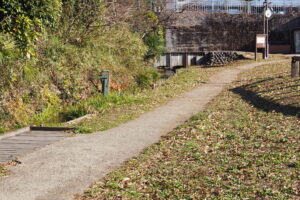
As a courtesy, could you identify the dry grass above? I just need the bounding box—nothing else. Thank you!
[0,164,9,177]
[77,59,299,199]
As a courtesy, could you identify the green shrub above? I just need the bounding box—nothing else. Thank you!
[0,34,19,61]
[0,1,164,131]
[60,104,87,122]
[0,0,62,53]
[58,0,105,45]
[127,10,165,60]
[75,126,93,134]
[0,126,5,134]
[29,88,62,125]
[0,33,22,88]
[135,68,161,89]
[144,28,165,60]
[142,11,165,60]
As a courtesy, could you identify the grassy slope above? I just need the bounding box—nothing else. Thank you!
[77,60,299,199]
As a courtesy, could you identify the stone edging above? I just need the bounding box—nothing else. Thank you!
[0,127,31,141]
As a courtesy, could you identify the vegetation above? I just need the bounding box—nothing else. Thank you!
[0,0,165,133]
[0,164,8,177]
[0,58,254,178]
[1,0,62,53]
[78,61,299,199]
[73,59,256,133]
[67,55,285,133]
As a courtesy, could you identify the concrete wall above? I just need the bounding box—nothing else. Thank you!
[165,12,300,53]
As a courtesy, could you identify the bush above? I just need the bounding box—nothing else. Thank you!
[0,126,5,134]
[127,10,165,60]
[135,68,161,89]
[141,11,165,60]
[58,0,105,45]
[0,1,164,131]
[0,34,18,62]
[144,27,165,60]
[60,104,87,122]
[0,0,62,53]
[0,33,22,88]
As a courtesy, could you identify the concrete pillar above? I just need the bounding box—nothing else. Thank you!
[183,53,189,67]
[291,56,300,78]
[166,53,171,69]
[291,61,300,78]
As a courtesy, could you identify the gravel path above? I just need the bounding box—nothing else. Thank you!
[0,61,282,200]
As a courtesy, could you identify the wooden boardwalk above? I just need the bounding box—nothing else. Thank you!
[0,130,71,163]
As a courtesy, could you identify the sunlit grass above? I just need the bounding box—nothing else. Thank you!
[77,59,299,199]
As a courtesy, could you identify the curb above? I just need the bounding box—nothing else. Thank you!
[0,126,75,141]
[0,127,30,141]
[66,114,95,125]
[30,127,75,131]
[0,113,88,141]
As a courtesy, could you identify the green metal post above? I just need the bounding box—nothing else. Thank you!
[100,71,110,96]
[90,70,110,96]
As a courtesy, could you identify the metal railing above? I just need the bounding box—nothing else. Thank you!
[162,0,300,14]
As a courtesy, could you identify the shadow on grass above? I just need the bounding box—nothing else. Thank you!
[231,78,300,118]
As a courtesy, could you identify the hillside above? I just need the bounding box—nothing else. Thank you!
[0,0,164,133]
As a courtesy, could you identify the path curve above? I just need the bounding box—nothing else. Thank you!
[0,61,284,200]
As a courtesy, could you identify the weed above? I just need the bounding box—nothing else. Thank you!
[75,126,93,134]
[60,104,88,122]
[134,69,161,89]
[0,126,5,134]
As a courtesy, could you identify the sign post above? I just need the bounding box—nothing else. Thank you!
[263,0,273,59]
[255,34,267,61]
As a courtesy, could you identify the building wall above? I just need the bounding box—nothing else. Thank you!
[165,12,300,53]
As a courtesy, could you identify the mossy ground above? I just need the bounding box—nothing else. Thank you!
[77,59,299,199]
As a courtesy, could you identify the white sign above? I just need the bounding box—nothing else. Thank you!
[257,37,266,44]
[265,8,273,18]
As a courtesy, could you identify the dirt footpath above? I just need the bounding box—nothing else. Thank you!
[0,61,282,200]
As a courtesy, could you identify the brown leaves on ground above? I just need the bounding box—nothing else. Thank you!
[78,60,299,200]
